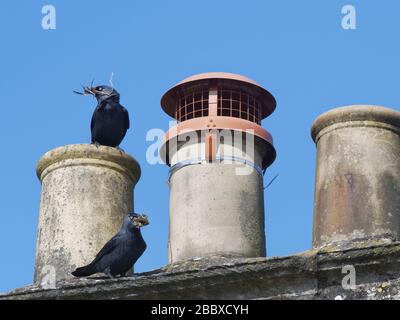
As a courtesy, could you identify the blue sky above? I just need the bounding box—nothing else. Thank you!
[1,0,399,292]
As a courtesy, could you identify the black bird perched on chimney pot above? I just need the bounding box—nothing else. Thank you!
[72,213,149,278]
[74,84,130,148]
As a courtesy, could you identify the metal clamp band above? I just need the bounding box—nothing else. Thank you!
[168,156,263,182]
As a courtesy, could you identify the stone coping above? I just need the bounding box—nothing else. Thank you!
[2,241,400,300]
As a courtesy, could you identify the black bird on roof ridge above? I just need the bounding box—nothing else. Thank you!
[71,213,149,278]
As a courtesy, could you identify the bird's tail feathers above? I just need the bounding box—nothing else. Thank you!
[71,263,97,277]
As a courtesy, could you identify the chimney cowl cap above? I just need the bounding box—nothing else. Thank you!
[161,72,276,119]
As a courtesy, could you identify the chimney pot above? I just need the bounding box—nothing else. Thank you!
[161,72,276,262]
[312,105,400,248]
[34,144,141,284]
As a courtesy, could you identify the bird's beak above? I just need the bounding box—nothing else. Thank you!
[85,87,96,95]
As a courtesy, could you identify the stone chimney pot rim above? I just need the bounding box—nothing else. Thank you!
[311,105,400,142]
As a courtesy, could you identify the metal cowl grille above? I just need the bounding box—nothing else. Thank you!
[217,88,262,125]
[175,88,209,122]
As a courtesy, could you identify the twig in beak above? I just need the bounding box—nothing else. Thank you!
[73,84,94,96]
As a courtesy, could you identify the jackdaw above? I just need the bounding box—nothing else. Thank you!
[74,84,130,148]
[71,213,149,278]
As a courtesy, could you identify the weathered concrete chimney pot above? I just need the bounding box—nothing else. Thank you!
[35,144,141,284]
[312,105,400,248]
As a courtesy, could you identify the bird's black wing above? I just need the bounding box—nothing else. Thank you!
[71,233,122,277]
[89,233,122,265]
[122,106,130,130]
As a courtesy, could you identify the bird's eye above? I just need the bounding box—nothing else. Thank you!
[97,87,103,91]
